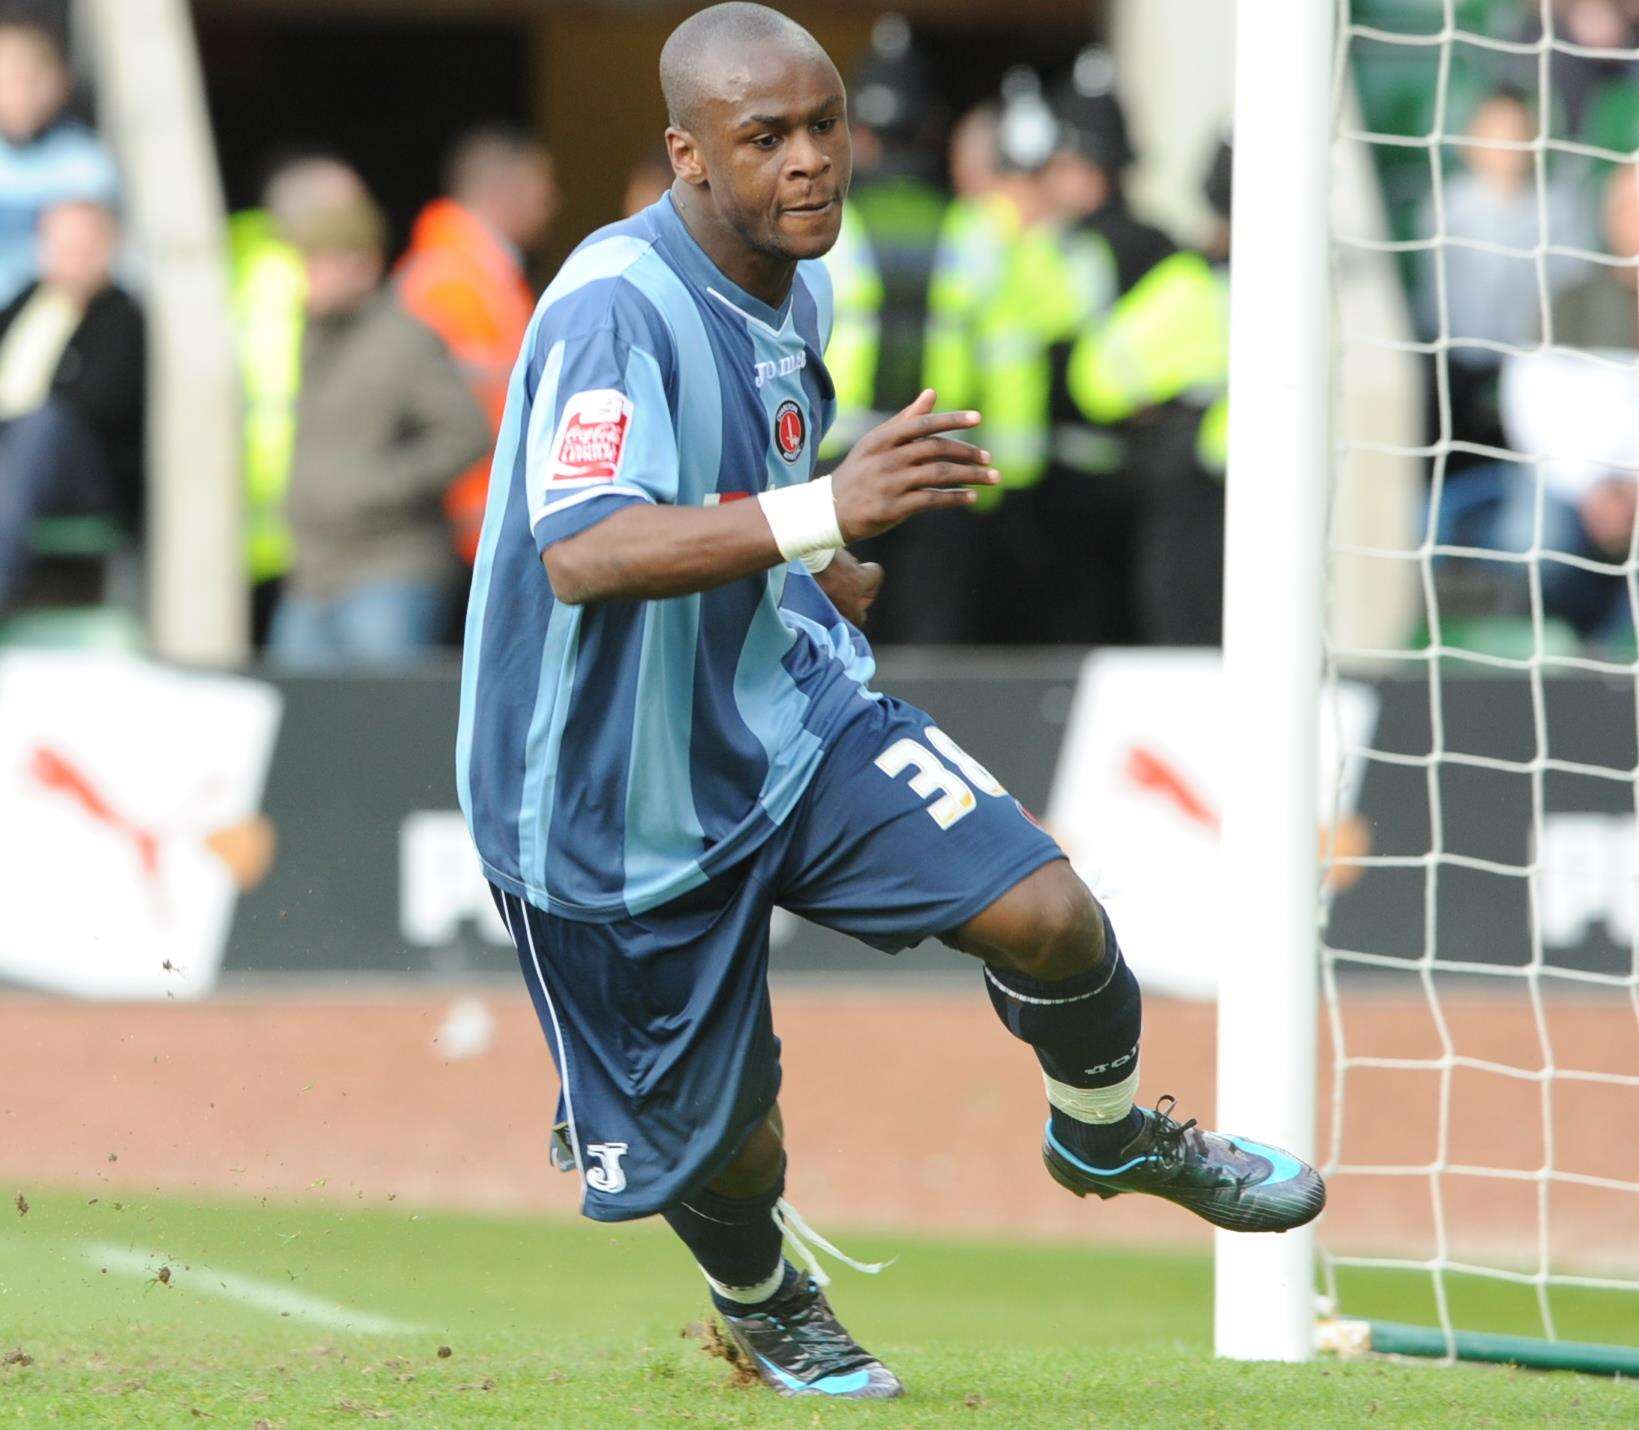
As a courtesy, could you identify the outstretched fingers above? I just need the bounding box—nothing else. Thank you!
[887,409,984,444]
[899,437,992,468]
[913,486,987,511]
[900,461,1001,490]
[874,390,982,445]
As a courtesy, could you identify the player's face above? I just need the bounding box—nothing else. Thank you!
[697,46,851,262]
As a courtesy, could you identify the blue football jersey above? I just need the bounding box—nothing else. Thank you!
[457,194,879,921]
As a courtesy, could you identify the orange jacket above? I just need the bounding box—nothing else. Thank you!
[396,199,535,565]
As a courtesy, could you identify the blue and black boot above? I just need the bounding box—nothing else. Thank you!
[717,1270,903,1399]
[1044,1094,1326,1233]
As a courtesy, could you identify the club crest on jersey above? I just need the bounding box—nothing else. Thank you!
[547,389,633,483]
[774,400,806,464]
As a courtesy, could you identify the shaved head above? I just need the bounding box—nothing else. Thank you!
[658,2,850,296]
[660,3,828,134]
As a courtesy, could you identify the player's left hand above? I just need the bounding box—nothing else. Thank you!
[815,549,884,628]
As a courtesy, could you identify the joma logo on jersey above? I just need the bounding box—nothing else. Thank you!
[584,1141,629,1194]
[753,351,807,388]
[547,389,633,483]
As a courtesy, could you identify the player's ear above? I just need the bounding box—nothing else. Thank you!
[666,126,707,188]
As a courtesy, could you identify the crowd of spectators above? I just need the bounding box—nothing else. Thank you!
[3,0,1634,663]
[232,129,555,663]
[0,4,133,625]
[1412,0,1639,651]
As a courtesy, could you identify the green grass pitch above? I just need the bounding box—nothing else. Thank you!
[3,1188,1637,1425]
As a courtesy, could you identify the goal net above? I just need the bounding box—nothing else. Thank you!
[1318,0,1639,1370]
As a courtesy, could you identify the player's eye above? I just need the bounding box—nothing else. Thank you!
[812,119,837,135]
[752,133,780,151]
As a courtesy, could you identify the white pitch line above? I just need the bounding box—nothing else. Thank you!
[83,1243,428,1336]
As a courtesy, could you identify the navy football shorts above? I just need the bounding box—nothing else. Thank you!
[491,690,1063,1221]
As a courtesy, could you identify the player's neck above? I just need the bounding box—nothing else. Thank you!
[671,186,796,311]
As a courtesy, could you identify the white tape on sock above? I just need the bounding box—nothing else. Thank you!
[703,1259,787,1306]
[758,476,843,563]
[1044,1065,1140,1125]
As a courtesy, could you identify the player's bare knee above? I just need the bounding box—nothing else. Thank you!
[1007,868,1105,982]
[705,1110,786,1199]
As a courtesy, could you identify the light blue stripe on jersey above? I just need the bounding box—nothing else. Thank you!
[456,303,543,822]
[734,565,825,828]
[617,255,720,908]
[503,234,668,897]
[799,257,835,352]
[516,339,575,892]
[726,294,826,826]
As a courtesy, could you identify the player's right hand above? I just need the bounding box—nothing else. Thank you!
[830,389,998,542]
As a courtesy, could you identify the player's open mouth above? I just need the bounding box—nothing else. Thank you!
[783,197,836,216]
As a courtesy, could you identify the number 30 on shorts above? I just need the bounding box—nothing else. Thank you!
[873,727,1006,829]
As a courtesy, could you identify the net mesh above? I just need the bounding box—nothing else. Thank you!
[1321,0,1639,1351]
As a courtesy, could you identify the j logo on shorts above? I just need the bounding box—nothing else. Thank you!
[585,1142,630,1194]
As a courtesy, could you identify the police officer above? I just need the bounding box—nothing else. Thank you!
[822,15,949,455]
[229,156,370,647]
[820,15,957,642]
[1036,49,1214,646]
[913,68,1117,643]
[1065,131,1231,644]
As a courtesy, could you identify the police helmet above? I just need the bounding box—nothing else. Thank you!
[1051,46,1135,172]
[851,14,938,143]
[996,67,1060,173]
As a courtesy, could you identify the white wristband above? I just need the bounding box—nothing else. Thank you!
[800,547,836,574]
[758,476,844,566]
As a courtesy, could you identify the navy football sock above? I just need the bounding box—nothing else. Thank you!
[708,1260,802,1318]
[663,1177,788,1310]
[986,908,1144,1161]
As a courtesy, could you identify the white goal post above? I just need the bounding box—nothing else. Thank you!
[1218,0,1639,1374]
[1214,0,1335,1364]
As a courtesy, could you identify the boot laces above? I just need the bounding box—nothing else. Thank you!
[1149,1095,1256,1190]
[773,1199,894,1289]
[1148,1095,1207,1175]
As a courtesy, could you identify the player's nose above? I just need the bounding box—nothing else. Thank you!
[784,131,831,180]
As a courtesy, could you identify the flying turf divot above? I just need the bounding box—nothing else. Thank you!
[82,1243,428,1335]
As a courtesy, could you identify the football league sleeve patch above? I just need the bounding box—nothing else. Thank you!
[546,389,634,485]
[528,332,680,554]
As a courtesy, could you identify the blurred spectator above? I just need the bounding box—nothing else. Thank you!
[917,73,1063,643]
[1441,164,1639,642]
[622,149,673,219]
[397,126,557,572]
[1508,0,1639,136]
[1200,129,1233,264]
[1549,160,1639,349]
[1033,48,1182,646]
[948,101,999,203]
[1044,50,1171,297]
[230,154,368,645]
[820,16,955,644]
[0,200,142,613]
[833,14,948,441]
[0,4,116,307]
[269,195,489,666]
[1065,132,1232,647]
[1416,89,1592,466]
